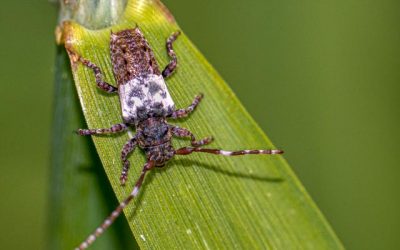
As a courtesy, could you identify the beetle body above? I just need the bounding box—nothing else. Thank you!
[67,27,283,250]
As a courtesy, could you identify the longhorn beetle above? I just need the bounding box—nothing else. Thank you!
[67,27,283,249]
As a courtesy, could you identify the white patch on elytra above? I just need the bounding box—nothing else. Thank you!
[119,74,175,122]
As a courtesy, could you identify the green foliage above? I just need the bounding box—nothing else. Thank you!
[49,47,138,250]
[56,0,343,248]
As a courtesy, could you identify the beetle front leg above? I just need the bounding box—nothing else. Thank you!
[67,49,118,93]
[120,137,137,185]
[77,123,128,136]
[170,125,213,147]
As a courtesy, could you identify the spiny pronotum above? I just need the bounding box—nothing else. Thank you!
[67,26,283,249]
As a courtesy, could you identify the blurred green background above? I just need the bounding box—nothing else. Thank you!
[0,0,399,249]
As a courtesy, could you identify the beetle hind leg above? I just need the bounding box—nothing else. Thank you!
[66,48,118,93]
[162,31,181,78]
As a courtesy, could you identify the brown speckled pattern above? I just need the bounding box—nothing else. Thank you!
[110,28,161,85]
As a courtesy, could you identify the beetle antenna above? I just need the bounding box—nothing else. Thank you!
[175,147,283,156]
[75,161,154,250]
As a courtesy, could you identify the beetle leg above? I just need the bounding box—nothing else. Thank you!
[120,137,137,185]
[170,94,203,119]
[162,31,181,78]
[170,125,213,147]
[67,48,118,93]
[77,123,128,136]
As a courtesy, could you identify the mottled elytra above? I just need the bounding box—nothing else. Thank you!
[67,27,283,250]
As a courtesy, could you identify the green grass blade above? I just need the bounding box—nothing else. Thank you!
[49,47,138,250]
[58,0,343,248]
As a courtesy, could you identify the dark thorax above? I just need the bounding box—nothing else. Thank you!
[136,117,174,166]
